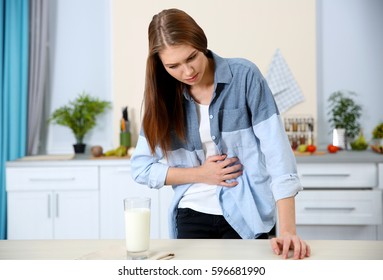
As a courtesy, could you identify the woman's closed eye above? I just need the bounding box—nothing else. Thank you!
[168,55,196,69]
[187,54,196,62]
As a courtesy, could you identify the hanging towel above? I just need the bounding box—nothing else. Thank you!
[265,49,304,113]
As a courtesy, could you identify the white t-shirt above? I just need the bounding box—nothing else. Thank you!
[178,103,223,215]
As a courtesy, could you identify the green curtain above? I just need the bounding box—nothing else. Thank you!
[0,0,29,239]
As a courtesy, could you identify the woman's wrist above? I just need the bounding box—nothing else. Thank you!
[166,166,201,185]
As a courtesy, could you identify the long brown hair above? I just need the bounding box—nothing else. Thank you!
[143,8,208,155]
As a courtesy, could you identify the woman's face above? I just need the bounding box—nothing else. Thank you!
[159,45,208,86]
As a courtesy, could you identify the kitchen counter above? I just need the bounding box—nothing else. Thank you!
[1,239,383,260]
[6,150,383,168]
[5,154,132,167]
[295,150,383,163]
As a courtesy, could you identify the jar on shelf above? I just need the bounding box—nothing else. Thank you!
[284,118,291,132]
[292,119,299,132]
[299,134,306,145]
[291,135,298,150]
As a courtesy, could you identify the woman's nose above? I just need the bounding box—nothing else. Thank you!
[183,64,194,75]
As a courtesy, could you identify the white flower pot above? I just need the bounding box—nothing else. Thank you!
[333,128,346,149]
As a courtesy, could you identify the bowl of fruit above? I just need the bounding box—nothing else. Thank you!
[370,123,383,154]
[370,144,383,154]
[350,131,368,151]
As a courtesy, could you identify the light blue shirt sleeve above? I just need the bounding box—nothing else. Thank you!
[130,134,169,189]
[253,114,303,200]
[246,69,302,201]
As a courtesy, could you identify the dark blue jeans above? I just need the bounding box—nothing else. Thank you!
[176,208,269,239]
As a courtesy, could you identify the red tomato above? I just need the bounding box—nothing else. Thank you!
[307,145,316,153]
[327,144,339,153]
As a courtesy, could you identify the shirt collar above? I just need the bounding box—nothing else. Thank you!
[183,50,232,101]
[210,50,233,85]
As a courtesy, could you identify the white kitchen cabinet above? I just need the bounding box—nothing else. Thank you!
[9,155,380,241]
[6,166,99,240]
[6,160,174,240]
[296,190,382,225]
[53,190,99,239]
[7,191,53,239]
[298,163,377,188]
[99,165,163,239]
[159,186,174,238]
[295,162,383,240]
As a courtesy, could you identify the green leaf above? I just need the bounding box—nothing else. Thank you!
[48,91,112,144]
[327,90,362,139]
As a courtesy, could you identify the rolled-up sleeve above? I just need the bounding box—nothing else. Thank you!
[246,70,302,201]
[130,134,169,189]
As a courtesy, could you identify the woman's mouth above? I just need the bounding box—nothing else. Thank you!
[185,73,198,83]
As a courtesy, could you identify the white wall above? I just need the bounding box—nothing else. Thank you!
[317,0,383,146]
[46,0,113,154]
[111,0,317,147]
[46,0,383,152]
[44,0,316,152]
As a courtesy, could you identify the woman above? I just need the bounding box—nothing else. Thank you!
[131,8,310,259]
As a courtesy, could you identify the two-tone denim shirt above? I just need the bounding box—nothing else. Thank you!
[131,50,302,239]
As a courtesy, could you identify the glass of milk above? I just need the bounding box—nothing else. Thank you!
[124,197,151,260]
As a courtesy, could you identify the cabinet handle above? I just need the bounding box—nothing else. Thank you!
[56,193,59,218]
[301,174,350,177]
[47,194,51,218]
[304,207,356,211]
[29,177,75,182]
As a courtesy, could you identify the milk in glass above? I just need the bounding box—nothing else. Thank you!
[124,208,151,252]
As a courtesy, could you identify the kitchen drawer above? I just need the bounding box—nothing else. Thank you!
[295,190,382,225]
[297,163,377,188]
[297,225,379,240]
[6,166,98,191]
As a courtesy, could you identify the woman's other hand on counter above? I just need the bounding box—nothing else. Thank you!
[270,234,311,259]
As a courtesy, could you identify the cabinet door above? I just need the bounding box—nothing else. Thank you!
[7,191,53,239]
[53,190,99,239]
[159,186,174,239]
[100,166,160,239]
[295,190,382,240]
[296,190,382,225]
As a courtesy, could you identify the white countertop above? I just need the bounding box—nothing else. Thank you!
[6,150,383,168]
[1,239,382,260]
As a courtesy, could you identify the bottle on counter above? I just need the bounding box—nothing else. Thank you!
[120,106,131,148]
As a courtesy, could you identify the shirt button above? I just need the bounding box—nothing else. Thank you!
[209,114,213,119]
[212,136,216,140]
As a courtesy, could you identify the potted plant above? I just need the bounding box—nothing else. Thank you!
[48,92,111,153]
[327,90,362,149]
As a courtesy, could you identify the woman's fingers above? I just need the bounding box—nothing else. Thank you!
[202,155,243,186]
[219,180,239,187]
[270,236,311,259]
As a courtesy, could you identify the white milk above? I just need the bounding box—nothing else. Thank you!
[124,208,151,252]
